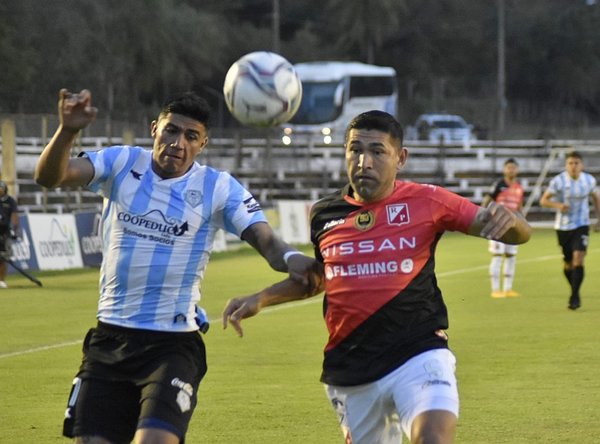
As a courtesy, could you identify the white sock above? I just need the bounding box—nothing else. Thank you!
[489,255,502,292]
[502,255,516,291]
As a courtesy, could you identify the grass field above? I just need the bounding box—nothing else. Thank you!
[1,227,600,443]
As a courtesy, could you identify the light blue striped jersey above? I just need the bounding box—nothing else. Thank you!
[83,146,267,332]
[547,171,597,230]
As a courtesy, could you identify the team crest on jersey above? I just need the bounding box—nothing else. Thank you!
[185,190,203,207]
[386,203,410,226]
[354,210,375,231]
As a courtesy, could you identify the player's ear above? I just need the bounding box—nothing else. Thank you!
[199,136,209,151]
[397,147,408,170]
[150,120,158,137]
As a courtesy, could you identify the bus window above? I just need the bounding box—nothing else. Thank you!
[349,76,396,98]
[290,81,343,124]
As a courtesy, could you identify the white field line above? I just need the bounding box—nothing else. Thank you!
[435,252,561,277]
[0,340,82,360]
[0,249,591,361]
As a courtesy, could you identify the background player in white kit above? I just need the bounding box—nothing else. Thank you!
[35,89,315,444]
[481,158,525,298]
[540,150,600,310]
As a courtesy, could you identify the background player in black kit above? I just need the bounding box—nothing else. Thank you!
[223,111,531,444]
[0,180,20,288]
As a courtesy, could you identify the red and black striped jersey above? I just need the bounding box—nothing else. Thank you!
[310,180,479,386]
[486,179,524,211]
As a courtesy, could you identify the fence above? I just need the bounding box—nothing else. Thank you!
[4,133,600,221]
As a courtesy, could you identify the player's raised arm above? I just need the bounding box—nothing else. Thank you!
[468,201,531,244]
[222,268,325,338]
[34,89,97,189]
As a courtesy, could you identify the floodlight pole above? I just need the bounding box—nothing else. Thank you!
[496,0,506,136]
[272,0,281,53]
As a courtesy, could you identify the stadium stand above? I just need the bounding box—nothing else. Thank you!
[4,132,600,221]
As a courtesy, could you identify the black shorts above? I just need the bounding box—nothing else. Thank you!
[557,226,590,263]
[63,322,207,443]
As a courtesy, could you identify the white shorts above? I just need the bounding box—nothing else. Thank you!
[324,348,459,444]
[488,240,518,255]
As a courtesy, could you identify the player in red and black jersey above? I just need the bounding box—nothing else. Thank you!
[223,111,531,444]
[481,158,525,298]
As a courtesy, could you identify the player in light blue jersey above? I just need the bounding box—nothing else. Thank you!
[35,89,317,444]
[540,150,600,310]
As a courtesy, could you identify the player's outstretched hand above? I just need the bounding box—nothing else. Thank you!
[479,202,517,240]
[58,88,98,133]
[222,294,261,338]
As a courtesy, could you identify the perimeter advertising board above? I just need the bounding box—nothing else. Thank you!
[7,214,40,272]
[27,213,83,269]
[276,200,312,244]
[75,211,103,267]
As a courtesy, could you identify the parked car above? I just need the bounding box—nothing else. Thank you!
[413,113,475,143]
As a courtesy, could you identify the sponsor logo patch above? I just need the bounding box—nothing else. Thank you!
[324,260,405,280]
[118,210,189,237]
[130,169,143,180]
[323,218,345,231]
[172,377,194,413]
[173,313,187,324]
[400,258,414,273]
[243,196,262,213]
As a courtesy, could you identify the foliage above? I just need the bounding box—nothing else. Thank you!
[0,0,599,126]
[510,0,600,114]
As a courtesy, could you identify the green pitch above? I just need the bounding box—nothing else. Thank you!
[1,228,599,443]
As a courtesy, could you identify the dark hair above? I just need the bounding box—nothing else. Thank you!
[504,158,518,166]
[345,110,404,147]
[566,150,582,160]
[159,91,211,129]
[0,180,6,193]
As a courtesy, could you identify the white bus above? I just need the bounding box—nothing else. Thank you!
[281,61,398,145]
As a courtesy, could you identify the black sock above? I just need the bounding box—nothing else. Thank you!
[564,268,573,284]
[570,266,584,299]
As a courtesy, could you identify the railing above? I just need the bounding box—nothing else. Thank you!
[5,135,600,218]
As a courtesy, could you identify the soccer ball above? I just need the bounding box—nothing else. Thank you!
[223,51,302,127]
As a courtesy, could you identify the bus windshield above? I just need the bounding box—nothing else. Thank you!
[290,81,342,124]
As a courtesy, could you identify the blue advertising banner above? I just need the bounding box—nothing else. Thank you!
[75,211,103,267]
[8,214,40,272]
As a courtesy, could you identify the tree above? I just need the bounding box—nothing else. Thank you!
[324,0,404,63]
[0,0,598,128]
[509,0,600,120]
